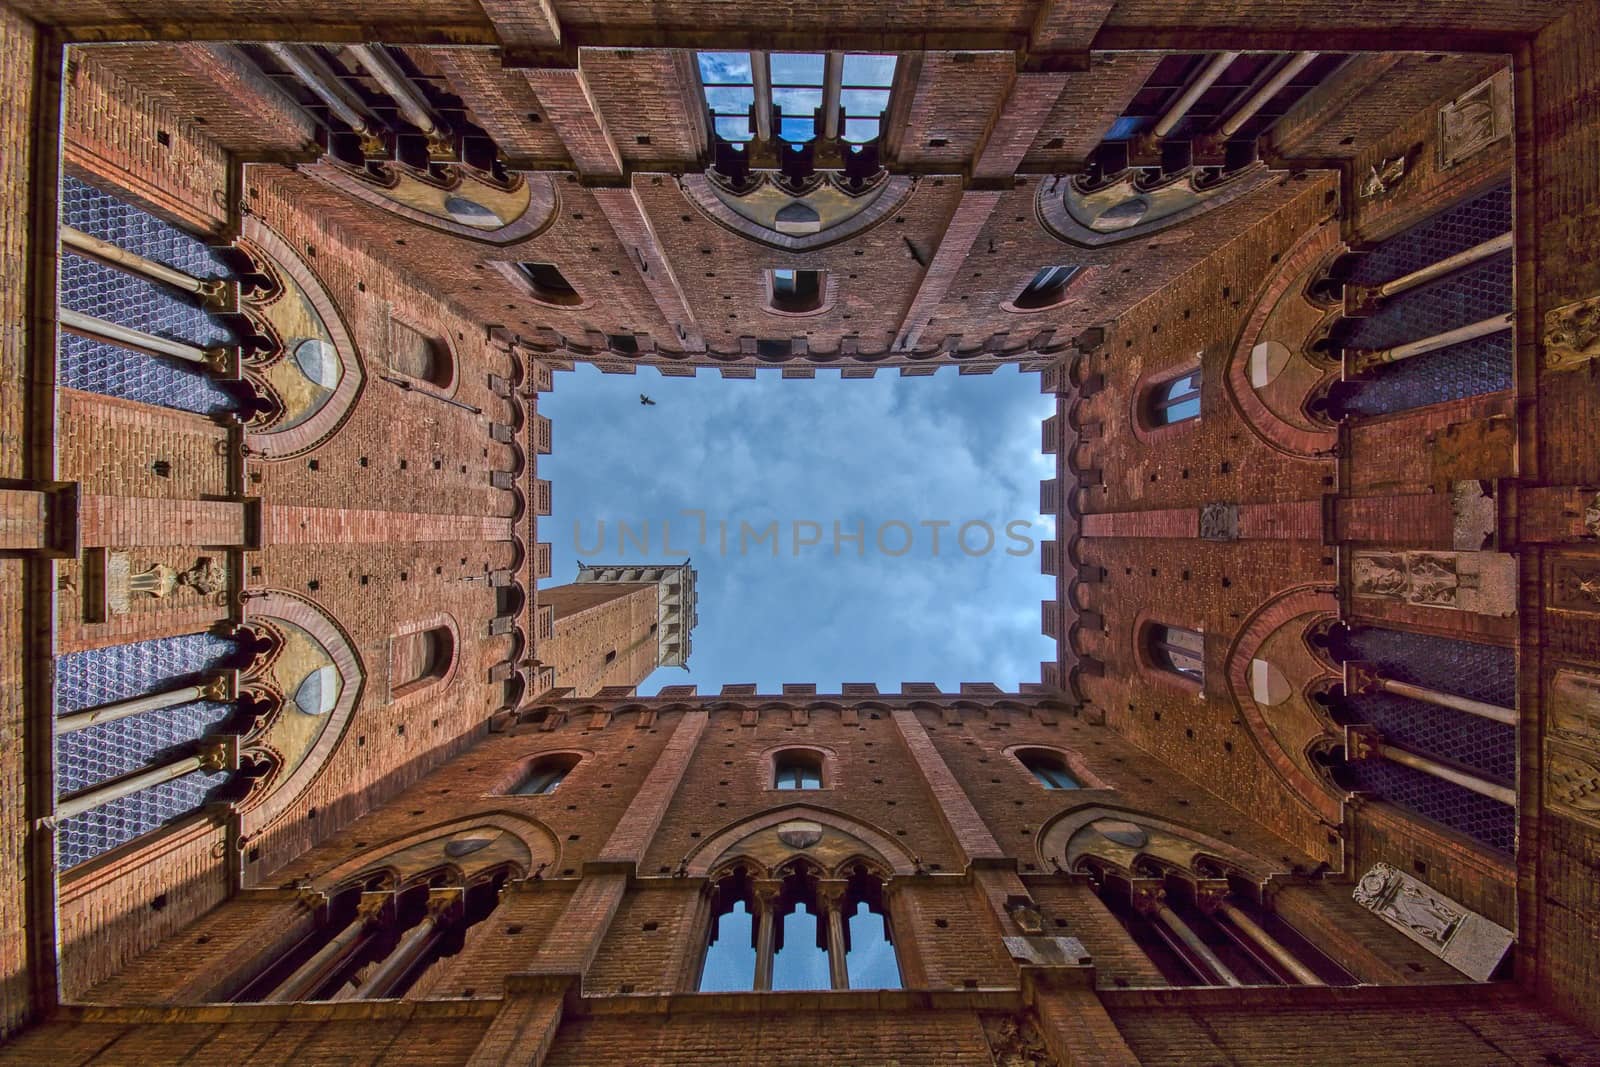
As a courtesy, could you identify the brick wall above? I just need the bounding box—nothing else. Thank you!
[541,581,659,696]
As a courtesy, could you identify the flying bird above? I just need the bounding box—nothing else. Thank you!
[639,394,656,406]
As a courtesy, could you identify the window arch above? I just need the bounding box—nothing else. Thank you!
[1145,367,1202,426]
[773,749,824,790]
[509,753,580,795]
[1011,265,1081,310]
[388,621,456,700]
[1147,623,1205,684]
[1145,369,1203,428]
[1017,748,1080,790]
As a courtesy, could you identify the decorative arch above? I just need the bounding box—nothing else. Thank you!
[230,217,366,459]
[1038,165,1276,247]
[1038,805,1279,884]
[308,161,558,244]
[236,592,365,840]
[1224,221,1343,458]
[680,172,915,251]
[685,804,917,879]
[1222,585,1345,823]
[309,811,558,892]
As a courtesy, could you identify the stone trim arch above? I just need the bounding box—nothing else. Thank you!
[680,173,916,252]
[1224,221,1342,459]
[1037,165,1276,248]
[310,811,559,892]
[237,592,364,839]
[308,163,558,245]
[685,804,917,878]
[238,216,366,460]
[1038,804,1279,884]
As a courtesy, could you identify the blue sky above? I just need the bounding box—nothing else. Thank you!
[541,364,1057,695]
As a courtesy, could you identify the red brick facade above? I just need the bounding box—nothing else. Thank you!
[3,0,1600,1062]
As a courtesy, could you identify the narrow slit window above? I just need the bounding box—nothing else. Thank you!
[1149,368,1202,426]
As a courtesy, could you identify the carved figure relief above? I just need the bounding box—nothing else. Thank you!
[1199,503,1240,542]
[1354,863,1463,947]
[1552,559,1600,612]
[981,1013,1057,1067]
[1585,492,1600,539]
[1358,155,1408,200]
[1351,862,1513,980]
[1543,294,1600,372]
[1438,70,1512,169]
[102,551,229,615]
[1351,550,1515,616]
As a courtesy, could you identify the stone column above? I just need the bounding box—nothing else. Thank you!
[358,888,461,1000]
[752,880,782,992]
[1216,900,1325,986]
[266,891,391,1003]
[818,880,851,991]
[55,736,234,819]
[1345,724,1516,805]
[1344,661,1516,725]
[55,670,236,734]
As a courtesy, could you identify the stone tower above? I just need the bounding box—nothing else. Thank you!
[541,562,697,696]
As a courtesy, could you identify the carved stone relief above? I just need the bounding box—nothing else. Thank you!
[1549,670,1600,747]
[95,550,231,617]
[1547,744,1600,825]
[1543,294,1600,373]
[1352,862,1513,980]
[981,1013,1057,1067]
[1551,559,1600,613]
[1351,550,1516,616]
[1358,155,1408,200]
[1585,492,1600,539]
[1199,503,1240,542]
[1438,70,1512,169]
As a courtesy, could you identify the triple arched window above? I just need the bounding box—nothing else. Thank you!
[698,864,901,991]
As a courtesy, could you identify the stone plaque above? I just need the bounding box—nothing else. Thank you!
[1439,69,1512,169]
[1451,480,1497,551]
[776,819,823,850]
[1352,863,1512,980]
[1551,559,1600,613]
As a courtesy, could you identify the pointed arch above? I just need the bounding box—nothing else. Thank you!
[685,804,917,879]
[1038,804,1281,884]
[308,811,559,892]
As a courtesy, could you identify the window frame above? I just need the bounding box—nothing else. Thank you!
[764,267,833,316]
[771,748,825,790]
[500,260,588,309]
[503,751,584,797]
[1006,264,1084,312]
[1005,745,1111,791]
[1140,620,1207,693]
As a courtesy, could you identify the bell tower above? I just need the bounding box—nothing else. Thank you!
[540,561,698,696]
